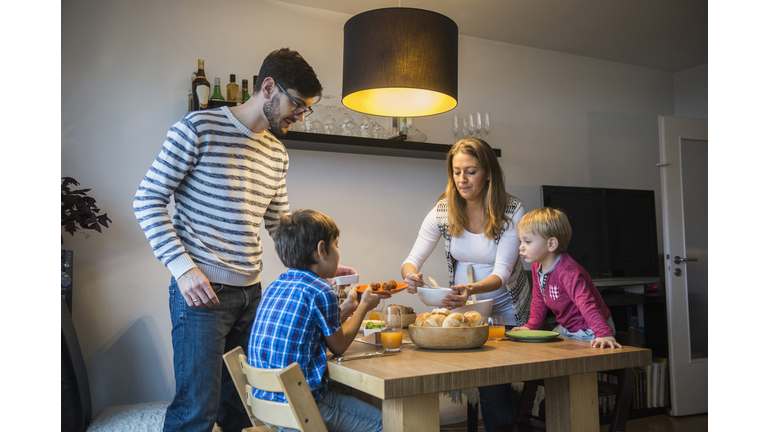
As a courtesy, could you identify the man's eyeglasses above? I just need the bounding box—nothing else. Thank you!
[276,82,313,118]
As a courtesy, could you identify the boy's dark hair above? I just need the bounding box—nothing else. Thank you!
[255,48,323,100]
[273,209,339,270]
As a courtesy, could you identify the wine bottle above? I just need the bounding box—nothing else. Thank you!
[226,74,238,102]
[241,79,250,103]
[191,60,210,111]
[252,75,259,97]
[210,77,225,102]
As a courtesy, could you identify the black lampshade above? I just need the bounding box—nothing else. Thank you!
[342,8,459,117]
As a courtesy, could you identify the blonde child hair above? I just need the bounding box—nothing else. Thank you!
[517,207,572,253]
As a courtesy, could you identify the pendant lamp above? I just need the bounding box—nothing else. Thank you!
[342,8,458,118]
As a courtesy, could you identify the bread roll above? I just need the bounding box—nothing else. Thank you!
[430,313,447,327]
[415,312,432,327]
[431,308,450,316]
[423,318,440,327]
[442,312,466,328]
[463,311,484,326]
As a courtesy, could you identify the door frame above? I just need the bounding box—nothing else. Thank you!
[658,115,708,416]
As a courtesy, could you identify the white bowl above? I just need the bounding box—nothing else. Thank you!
[334,274,359,286]
[452,299,494,317]
[417,287,455,307]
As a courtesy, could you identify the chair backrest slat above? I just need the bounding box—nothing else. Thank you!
[223,347,328,432]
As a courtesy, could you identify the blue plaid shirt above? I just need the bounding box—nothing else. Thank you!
[248,269,341,402]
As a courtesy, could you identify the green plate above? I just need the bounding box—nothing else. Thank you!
[505,330,560,342]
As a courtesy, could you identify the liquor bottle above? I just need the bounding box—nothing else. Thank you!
[241,79,250,103]
[191,60,210,111]
[188,71,196,112]
[210,77,225,102]
[252,75,259,97]
[226,74,239,102]
[207,77,229,109]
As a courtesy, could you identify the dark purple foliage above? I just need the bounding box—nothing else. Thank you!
[61,177,111,243]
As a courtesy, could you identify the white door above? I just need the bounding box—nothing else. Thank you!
[658,116,708,416]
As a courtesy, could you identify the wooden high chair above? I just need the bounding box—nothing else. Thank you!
[222,347,327,432]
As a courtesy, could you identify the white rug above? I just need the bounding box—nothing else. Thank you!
[87,401,222,432]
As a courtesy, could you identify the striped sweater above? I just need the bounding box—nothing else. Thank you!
[133,107,289,286]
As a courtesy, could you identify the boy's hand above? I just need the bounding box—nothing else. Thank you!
[359,286,391,311]
[591,336,623,349]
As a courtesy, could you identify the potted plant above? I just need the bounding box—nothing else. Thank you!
[61,177,112,244]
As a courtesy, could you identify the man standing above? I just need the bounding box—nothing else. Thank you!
[134,48,343,432]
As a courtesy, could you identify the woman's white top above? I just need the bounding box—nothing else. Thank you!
[403,204,525,325]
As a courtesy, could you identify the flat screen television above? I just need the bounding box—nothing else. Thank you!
[540,185,660,287]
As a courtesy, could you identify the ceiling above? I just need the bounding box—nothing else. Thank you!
[278,0,707,73]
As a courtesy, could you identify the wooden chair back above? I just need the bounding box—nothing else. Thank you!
[223,347,327,432]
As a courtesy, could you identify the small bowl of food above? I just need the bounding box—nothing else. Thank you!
[416,287,455,307]
[334,274,359,286]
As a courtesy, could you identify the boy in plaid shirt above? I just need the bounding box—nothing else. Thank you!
[248,209,387,431]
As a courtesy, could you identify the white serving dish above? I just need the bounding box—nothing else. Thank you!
[451,299,493,317]
[334,274,360,286]
[416,287,455,307]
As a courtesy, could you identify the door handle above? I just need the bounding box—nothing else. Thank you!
[673,256,698,265]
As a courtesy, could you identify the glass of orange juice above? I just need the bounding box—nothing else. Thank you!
[486,315,505,341]
[381,307,403,352]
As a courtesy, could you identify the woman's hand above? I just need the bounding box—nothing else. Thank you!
[404,271,427,294]
[443,284,470,310]
[510,326,529,331]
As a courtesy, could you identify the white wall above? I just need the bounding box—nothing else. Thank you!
[673,63,708,118]
[62,0,676,416]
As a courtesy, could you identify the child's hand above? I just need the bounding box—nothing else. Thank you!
[359,286,390,311]
[510,326,530,331]
[591,336,623,349]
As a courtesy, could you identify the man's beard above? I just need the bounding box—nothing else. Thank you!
[264,97,288,136]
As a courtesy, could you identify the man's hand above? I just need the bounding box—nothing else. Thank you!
[325,264,358,287]
[177,268,220,308]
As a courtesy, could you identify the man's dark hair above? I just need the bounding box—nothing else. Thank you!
[255,48,323,100]
[273,209,339,270]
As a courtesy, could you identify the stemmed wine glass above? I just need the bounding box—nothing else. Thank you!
[462,118,469,138]
[483,113,491,140]
[452,115,460,141]
[467,114,476,138]
[475,112,483,140]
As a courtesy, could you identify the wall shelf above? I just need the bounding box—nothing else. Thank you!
[281,131,501,160]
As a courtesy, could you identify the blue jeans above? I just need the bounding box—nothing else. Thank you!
[268,387,382,432]
[478,383,516,431]
[478,324,517,431]
[163,278,261,432]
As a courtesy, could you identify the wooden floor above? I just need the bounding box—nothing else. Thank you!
[439,413,708,431]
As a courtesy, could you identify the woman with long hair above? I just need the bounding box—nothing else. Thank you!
[401,138,531,430]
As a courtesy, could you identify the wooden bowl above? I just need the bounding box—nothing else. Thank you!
[408,324,489,349]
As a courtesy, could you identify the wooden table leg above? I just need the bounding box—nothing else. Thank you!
[544,372,598,432]
[382,393,440,432]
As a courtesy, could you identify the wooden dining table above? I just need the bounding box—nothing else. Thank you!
[327,329,652,432]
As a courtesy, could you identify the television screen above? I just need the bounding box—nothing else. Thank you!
[541,185,660,287]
